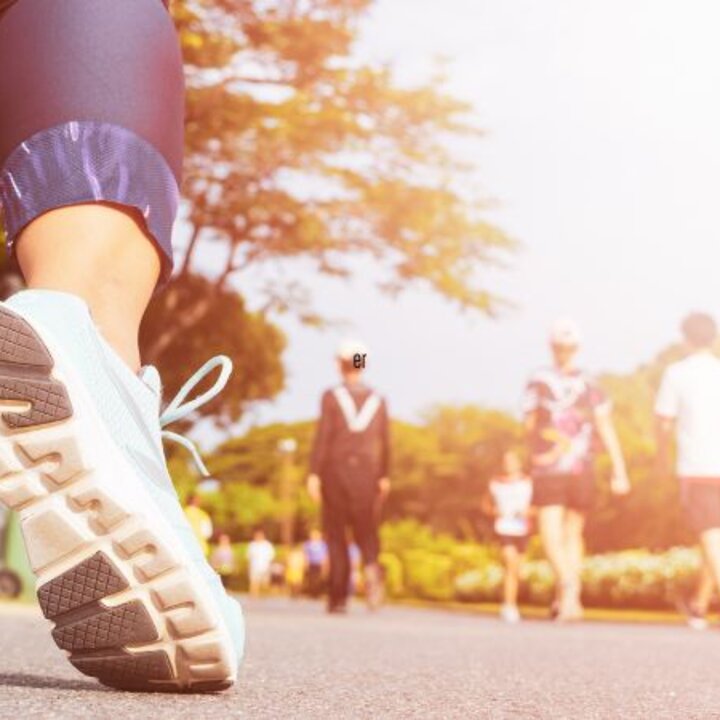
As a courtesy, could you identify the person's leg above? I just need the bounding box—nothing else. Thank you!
[0,1,244,692]
[349,482,384,609]
[323,483,351,610]
[699,528,720,592]
[562,509,586,618]
[538,505,569,595]
[694,550,715,613]
[16,206,160,370]
[501,544,520,607]
[0,0,182,371]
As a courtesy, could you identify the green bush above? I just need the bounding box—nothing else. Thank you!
[453,547,703,609]
[213,521,705,611]
[402,549,455,601]
[379,552,404,598]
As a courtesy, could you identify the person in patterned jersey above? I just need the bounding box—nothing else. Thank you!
[523,318,630,622]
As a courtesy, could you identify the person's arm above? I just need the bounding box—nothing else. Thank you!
[307,391,334,502]
[481,489,497,517]
[594,405,630,494]
[378,398,391,500]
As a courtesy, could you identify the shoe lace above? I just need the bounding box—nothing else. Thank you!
[159,355,233,477]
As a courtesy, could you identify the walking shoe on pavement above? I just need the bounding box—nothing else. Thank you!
[500,604,521,624]
[0,290,244,692]
[364,562,385,611]
[676,597,710,631]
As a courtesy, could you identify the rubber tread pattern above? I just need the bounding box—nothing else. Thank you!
[70,650,174,688]
[0,307,72,428]
[53,600,158,651]
[0,308,53,368]
[38,552,128,619]
[0,376,73,427]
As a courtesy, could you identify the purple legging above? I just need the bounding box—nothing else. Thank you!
[0,0,183,278]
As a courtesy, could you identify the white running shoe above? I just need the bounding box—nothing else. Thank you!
[500,604,521,624]
[0,290,244,692]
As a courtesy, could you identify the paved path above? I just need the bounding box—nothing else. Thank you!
[2,598,720,719]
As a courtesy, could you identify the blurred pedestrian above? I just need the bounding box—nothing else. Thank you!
[307,340,391,613]
[211,533,236,589]
[247,528,275,597]
[286,545,306,598]
[656,312,720,629]
[303,528,328,598]
[524,318,629,621]
[482,450,533,623]
[348,541,362,598]
[184,493,213,558]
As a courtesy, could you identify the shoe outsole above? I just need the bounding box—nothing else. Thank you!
[0,306,235,692]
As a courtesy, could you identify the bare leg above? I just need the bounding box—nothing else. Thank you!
[249,575,260,598]
[501,545,521,607]
[699,528,720,596]
[16,203,161,371]
[562,509,586,617]
[539,505,569,597]
[693,552,715,613]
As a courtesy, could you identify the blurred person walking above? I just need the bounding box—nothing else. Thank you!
[285,545,306,598]
[524,319,629,621]
[184,493,213,558]
[656,312,720,629]
[307,340,391,614]
[247,528,275,598]
[303,529,328,598]
[211,533,237,589]
[482,450,533,623]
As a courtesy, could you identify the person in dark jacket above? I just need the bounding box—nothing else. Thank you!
[307,340,391,613]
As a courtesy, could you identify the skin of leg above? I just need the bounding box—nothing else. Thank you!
[563,508,586,602]
[249,577,258,597]
[501,544,520,606]
[699,528,720,597]
[15,203,162,371]
[693,551,715,612]
[538,505,569,592]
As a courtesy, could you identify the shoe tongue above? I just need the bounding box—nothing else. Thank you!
[138,366,162,397]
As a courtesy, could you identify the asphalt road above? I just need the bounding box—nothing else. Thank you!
[2,598,720,719]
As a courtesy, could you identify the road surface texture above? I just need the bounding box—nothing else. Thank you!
[2,598,720,719]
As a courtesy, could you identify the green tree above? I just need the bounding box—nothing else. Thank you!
[0,2,511,425]
[144,0,512,419]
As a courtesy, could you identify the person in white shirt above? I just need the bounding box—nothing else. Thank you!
[246,528,276,598]
[656,312,720,629]
[482,450,534,623]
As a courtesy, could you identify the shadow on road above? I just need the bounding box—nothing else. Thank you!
[0,672,109,693]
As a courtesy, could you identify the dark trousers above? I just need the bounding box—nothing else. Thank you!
[322,463,380,606]
[305,564,324,599]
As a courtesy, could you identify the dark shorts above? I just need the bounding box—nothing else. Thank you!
[496,533,528,553]
[681,480,720,535]
[532,473,595,512]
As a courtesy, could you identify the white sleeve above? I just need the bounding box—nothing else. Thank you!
[655,367,679,419]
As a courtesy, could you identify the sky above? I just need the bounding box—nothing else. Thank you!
[240,0,720,428]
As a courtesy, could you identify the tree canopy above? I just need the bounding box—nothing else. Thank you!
[141,0,512,421]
